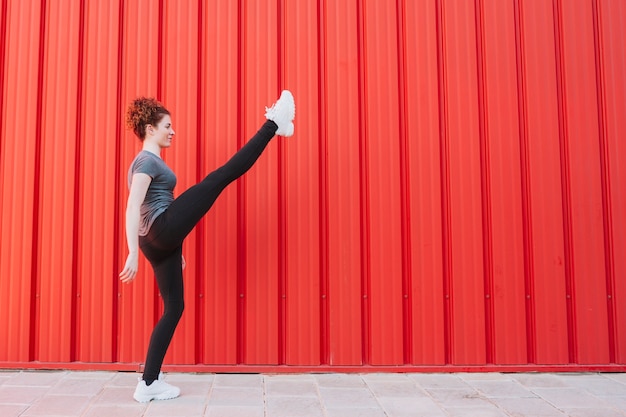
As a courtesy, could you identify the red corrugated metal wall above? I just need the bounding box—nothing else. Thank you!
[0,0,625,371]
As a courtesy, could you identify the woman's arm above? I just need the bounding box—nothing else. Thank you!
[119,173,151,283]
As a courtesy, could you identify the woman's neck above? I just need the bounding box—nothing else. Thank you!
[142,141,162,158]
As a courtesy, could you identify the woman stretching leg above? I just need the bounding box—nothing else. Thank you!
[119,91,295,402]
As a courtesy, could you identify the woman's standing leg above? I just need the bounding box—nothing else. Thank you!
[142,245,184,384]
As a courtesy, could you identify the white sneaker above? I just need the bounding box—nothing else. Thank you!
[133,372,180,403]
[265,90,295,137]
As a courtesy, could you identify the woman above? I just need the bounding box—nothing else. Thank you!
[119,91,295,402]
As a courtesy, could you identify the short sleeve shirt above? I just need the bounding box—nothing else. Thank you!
[128,150,177,236]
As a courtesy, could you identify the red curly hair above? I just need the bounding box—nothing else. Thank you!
[126,97,170,140]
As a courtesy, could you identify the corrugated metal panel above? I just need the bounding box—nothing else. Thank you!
[0,0,625,371]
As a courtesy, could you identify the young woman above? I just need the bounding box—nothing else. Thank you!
[119,91,295,402]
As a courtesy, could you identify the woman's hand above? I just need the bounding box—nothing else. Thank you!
[119,252,139,283]
[181,255,186,270]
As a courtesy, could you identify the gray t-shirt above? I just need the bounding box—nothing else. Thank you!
[128,150,177,236]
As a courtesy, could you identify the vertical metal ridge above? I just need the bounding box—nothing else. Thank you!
[592,0,616,363]
[435,0,452,365]
[30,0,48,361]
[474,0,495,365]
[195,0,205,366]
[111,0,125,362]
[0,0,6,164]
[317,0,330,366]
[236,0,247,364]
[112,0,125,364]
[513,0,537,365]
[70,0,87,362]
[356,0,371,365]
[552,0,576,364]
[277,0,286,366]
[395,0,412,365]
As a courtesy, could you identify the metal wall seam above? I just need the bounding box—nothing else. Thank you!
[37,0,80,362]
[406,0,446,365]
[0,0,40,362]
[592,0,616,364]
[112,0,125,364]
[444,0,487,365]
[553,0,577,364]
[326,0,362,366]
[356,0,371,365]
[522,0,569,365]
[435,0,453,365]
[284,0,322,366]
[162,0,200,367]
[242,0,280,365]
[560,0,610,364]
[599,0,626,364]
[31,0,47,362]
[395,0,413,366]
[117,0,161,364]
[201,0,239,365]
[195,0,205,367]
[277,0,286,367]
[317,0,330,366]
[513,0,537,365]
[236,0,247,365]
[482,0,528,365]
[474,0,495,365]
[71,0,86,364]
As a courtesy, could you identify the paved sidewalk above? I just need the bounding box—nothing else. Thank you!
[1,370,626,417]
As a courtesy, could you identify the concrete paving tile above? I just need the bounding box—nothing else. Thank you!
[531,387,610,409]
[605,373,626,384]
[0,385,50,404]
[207,387,263,407]
[265,379,319,397]
[468,380,537,398]
[458,372,513,381]
[511,373,569,388]
[266,396,324,417]
[47,377,107,396]
[204,405,264,417]
[143,395,207,417]
[407,373,470,389]
[319,387,379,408]
[0,404,28,417]
[377,396,447,417]
[492,398,567,417]
[168,379,212,397]
[425,387,491,408]
[265,373,316,382]
[361,373,411,382]
[364,380,427,398]
[560,408,626,417]
[325,408,388,417]
[4,371,68,387]
[595,395,626,411]
[20,394,91,417]
[93,386,138,405]
[444,405,510,417]
[65,371,115,380]
[314,373,367,388]
[164,372,215,383]
[557,375,626,396]
[108,372,141,387]
[213,373,263,388]
[83,405,147,417]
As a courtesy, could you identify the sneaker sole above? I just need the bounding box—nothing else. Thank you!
[133,390,180,403]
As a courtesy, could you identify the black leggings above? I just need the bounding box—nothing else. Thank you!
[138,121,277,384]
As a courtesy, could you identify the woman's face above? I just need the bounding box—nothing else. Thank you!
[147,115,175,148]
